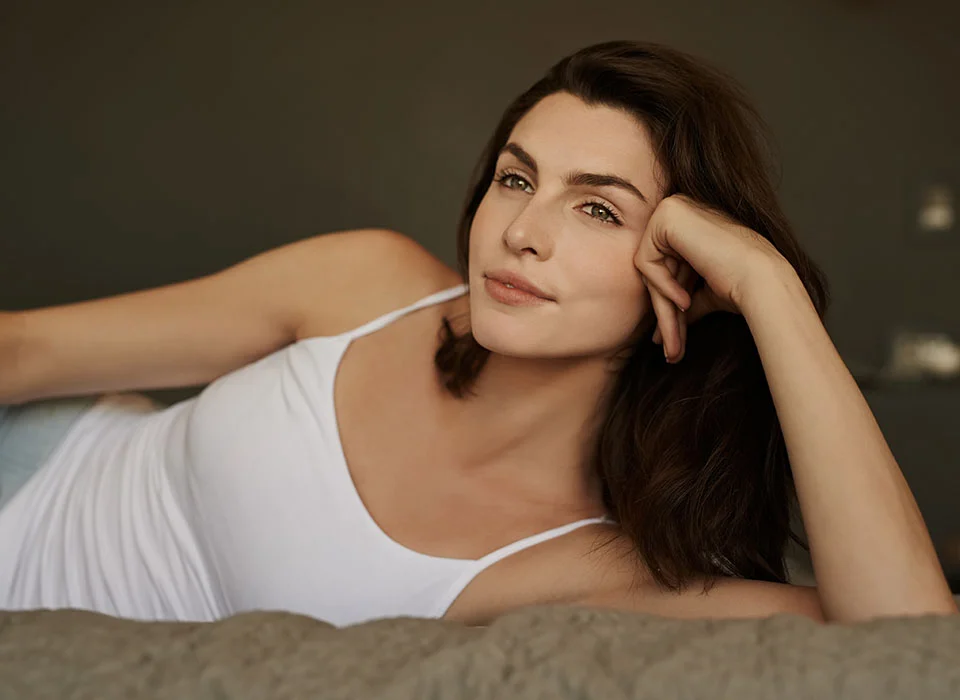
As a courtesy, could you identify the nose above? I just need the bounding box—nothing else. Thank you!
[502,204,554,259]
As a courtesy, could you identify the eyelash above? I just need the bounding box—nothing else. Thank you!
[492,169,624,226]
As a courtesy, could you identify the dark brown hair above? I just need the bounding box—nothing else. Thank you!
[434,40,829,593]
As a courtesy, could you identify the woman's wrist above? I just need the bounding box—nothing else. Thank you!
[738,259,813,323]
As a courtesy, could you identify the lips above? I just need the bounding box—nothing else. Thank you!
[484,270,554,300]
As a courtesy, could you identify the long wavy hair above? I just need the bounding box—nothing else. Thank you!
[434,40,830,593]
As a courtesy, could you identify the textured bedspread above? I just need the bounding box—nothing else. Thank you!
[1,604,959,699]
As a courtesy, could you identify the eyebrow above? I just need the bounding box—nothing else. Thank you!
[498,142,648,204]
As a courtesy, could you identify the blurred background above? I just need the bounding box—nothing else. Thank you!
[1,0,958,589]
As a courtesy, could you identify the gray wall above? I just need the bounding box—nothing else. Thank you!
[2,0,958,578]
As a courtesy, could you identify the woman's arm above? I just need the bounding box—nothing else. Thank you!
[740,264,958,623]
[630,194,956,624]
[0,312,27,400]
[1,229,448,405]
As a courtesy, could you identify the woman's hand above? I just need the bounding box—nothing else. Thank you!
[634,194,793,363]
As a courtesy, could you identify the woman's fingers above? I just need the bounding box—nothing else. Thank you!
[647,282,681,361]
[672,262,699,361]
[650,260,696,358]
[640,261,691,311]
[676,305,687,361]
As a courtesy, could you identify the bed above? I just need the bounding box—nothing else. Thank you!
[2,601,959,698]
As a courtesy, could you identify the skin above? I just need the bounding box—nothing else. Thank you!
[436,91,664,513]
[433,90,958,623]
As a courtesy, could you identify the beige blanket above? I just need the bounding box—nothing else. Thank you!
[1,604,959,699]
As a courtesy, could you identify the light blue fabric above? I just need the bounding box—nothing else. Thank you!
[0,396,99,511]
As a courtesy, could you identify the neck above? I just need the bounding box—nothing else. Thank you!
[435,348,618,516]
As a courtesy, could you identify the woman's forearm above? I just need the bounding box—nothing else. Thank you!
[740,267,958,623]
[0,311,28,404]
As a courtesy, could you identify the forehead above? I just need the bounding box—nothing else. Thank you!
[507,92,662,198]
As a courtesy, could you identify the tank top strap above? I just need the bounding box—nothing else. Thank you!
[335,283,469,342]
[476,516,615,568]
[429,515,616,618]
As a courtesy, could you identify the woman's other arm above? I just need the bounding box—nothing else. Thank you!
[1,229,454,404]
[739,267,958,623]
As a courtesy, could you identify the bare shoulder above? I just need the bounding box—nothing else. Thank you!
[577,574,826,624]
[295,228,464,339]
[450,524,826,627]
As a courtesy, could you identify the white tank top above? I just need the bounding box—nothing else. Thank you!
[0,283,612,626]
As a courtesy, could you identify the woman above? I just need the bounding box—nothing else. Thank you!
[0,40,956,627]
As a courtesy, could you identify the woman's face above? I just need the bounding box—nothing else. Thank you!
[468,91,664,361]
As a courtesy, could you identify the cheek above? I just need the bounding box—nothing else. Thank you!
[471,188,500,235]
[574,244,656,334]
[571,271,650,342]
[467,196,496,264]
[556,291,652,357]
[575,248,648,311]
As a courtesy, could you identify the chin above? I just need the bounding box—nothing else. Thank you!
[469,317,546,359]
